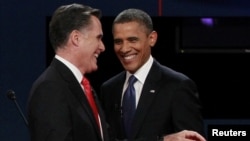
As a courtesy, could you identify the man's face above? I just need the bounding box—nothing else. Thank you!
[77,16,105,74]
[113,21,156,73]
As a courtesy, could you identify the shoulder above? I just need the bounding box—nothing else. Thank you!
[153,60,191,81]
[153,60,199,98]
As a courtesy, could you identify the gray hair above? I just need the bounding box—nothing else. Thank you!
[49,3,101,51]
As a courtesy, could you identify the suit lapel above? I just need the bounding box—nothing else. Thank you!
[70,81,103,138]
[92,88,110,140]
[52,59,102,139]
[132,61,162,138]
[115,75,126,112]
[112,72,127,138]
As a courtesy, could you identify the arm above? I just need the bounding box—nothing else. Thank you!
[28,82,72,141]
[171,79,205,136]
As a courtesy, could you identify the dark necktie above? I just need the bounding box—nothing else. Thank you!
[81,77,100,129]
[122,75,137,139]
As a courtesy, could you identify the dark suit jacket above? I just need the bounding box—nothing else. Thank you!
[100,60,205,141]
[28,58,109,141]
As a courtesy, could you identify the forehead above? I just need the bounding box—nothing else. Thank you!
[91,15,102,28]
[113,21,147,35]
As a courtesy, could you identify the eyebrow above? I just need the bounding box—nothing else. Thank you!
[97,34,103,39]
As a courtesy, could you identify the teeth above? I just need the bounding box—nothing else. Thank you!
[94,54,99,58]
[124,55,135,60]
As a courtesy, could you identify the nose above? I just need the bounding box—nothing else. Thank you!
[119,42,131,53]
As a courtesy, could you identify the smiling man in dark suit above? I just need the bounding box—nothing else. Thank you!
[100,8,206,141]
[27,3,109,141]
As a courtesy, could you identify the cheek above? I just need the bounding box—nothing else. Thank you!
[140,46,151,58]
[114,45,120,53]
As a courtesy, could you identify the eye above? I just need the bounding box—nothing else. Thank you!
[97,34,103,40]
[128,37,138,43]
[114,39,122,45]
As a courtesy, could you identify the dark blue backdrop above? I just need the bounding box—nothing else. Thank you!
[1,0,250,140]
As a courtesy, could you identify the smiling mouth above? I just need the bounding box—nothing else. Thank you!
[94,53,99,58]
[123,54,136,60]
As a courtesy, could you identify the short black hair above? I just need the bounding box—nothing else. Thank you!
[113,8,153,35]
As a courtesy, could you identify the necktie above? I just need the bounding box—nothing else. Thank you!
[122,75,137,139]
[81,77,100,129]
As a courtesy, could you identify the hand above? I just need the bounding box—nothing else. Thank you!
[163,130,206,141]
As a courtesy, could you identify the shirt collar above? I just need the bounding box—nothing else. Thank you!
[126,55,153,84]
[55,55,83,83]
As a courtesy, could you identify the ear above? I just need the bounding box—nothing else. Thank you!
[69,30,81,47]
[149,31,158,47]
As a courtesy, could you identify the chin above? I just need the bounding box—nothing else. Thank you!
[93,66,98,71]
[124,66,136,74]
